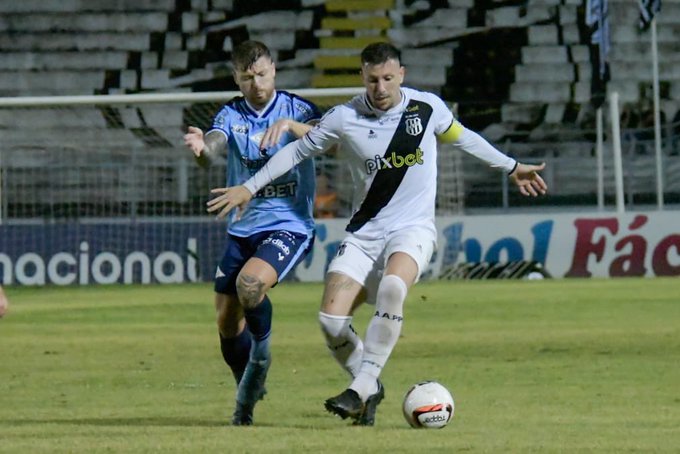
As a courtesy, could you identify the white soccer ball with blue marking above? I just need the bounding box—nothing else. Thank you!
[402,381,455,429]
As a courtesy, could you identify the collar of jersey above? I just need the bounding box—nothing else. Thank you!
[362,88,407,117]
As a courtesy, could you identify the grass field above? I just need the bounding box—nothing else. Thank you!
[0,278,679,453]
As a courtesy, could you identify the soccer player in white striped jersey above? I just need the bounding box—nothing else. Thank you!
[207,42,547,426]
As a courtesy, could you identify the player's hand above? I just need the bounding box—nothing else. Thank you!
[184,126,205,157]
[510,162,548,197]
[207,185,254,219]
[260,119,291,150]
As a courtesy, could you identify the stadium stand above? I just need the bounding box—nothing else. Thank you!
[2,0,680,211]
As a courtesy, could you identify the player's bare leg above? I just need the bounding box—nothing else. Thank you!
[319,274,366,377]
[216,294,249,384]
[322,272,384,424]
[354,253,416,416]
[329,253,417,426]
[232,258,277,426]
[216,293,266,426]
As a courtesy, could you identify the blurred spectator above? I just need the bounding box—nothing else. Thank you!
[314,172,338,218]
[635,101,666,154]
[672,109,680,155]
[620,103,640,131]
[620,103,640,146]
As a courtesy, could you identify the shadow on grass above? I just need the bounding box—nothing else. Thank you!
[2,417,227,428]
[1,417,346,430]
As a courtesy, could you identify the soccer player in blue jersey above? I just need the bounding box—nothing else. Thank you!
[183,40,321,426]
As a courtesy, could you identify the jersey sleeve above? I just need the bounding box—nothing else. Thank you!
[426,94,515,172]
[454,128,516,173]
[430,94,455,136]
[207,106,231,140]
[425,93,464,143]
[299,105,343,153]
[292,96,322,124]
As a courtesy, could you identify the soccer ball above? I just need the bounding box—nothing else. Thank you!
[402,381,455,429]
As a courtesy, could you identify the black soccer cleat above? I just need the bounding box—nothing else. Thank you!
[354,380,385,426]
[324,388,365,421]
[231,357,270,426]
[231,401,254,426]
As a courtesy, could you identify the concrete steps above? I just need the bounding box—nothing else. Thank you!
[312,0,393,88]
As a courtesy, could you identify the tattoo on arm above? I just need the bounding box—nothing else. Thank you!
[204,132,227,157]
[195,132,227,168]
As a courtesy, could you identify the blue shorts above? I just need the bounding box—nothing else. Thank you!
[214,230,314,295]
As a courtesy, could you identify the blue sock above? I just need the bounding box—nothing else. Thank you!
[219,329,251,384]
[244,296,273,361]
[250,336,271,362]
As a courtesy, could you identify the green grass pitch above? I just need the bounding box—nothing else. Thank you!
[1,278,679,453]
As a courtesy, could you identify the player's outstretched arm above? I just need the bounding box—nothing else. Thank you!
[205,139,311,219]
[509,162,548,197]
[183,126,226,168]
[184,126,205,156]
[207,186,253,219]
[259,119,313,150]
[445,125,547,197]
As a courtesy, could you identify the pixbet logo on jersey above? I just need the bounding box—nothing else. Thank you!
[365,148,424,174]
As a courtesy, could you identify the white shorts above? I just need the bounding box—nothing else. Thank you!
[327,225,436,304]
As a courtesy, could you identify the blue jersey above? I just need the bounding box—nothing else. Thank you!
[208,91,321,237]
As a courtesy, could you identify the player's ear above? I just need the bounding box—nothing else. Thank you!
[399,66,405,84]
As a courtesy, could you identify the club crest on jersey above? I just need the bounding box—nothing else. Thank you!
[405,117,423,136]
[365,147,424,174]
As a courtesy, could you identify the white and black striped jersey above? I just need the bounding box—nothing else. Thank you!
[244,87,516,238]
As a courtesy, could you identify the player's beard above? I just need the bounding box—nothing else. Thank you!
[372,93,393,111]
[251,87,273,108]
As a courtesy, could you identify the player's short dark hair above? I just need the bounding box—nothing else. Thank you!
[360,42,401,66]
[232,40,272,72]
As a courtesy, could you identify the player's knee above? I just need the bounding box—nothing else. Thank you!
[235,273,265,310]
[377,274,408,306]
